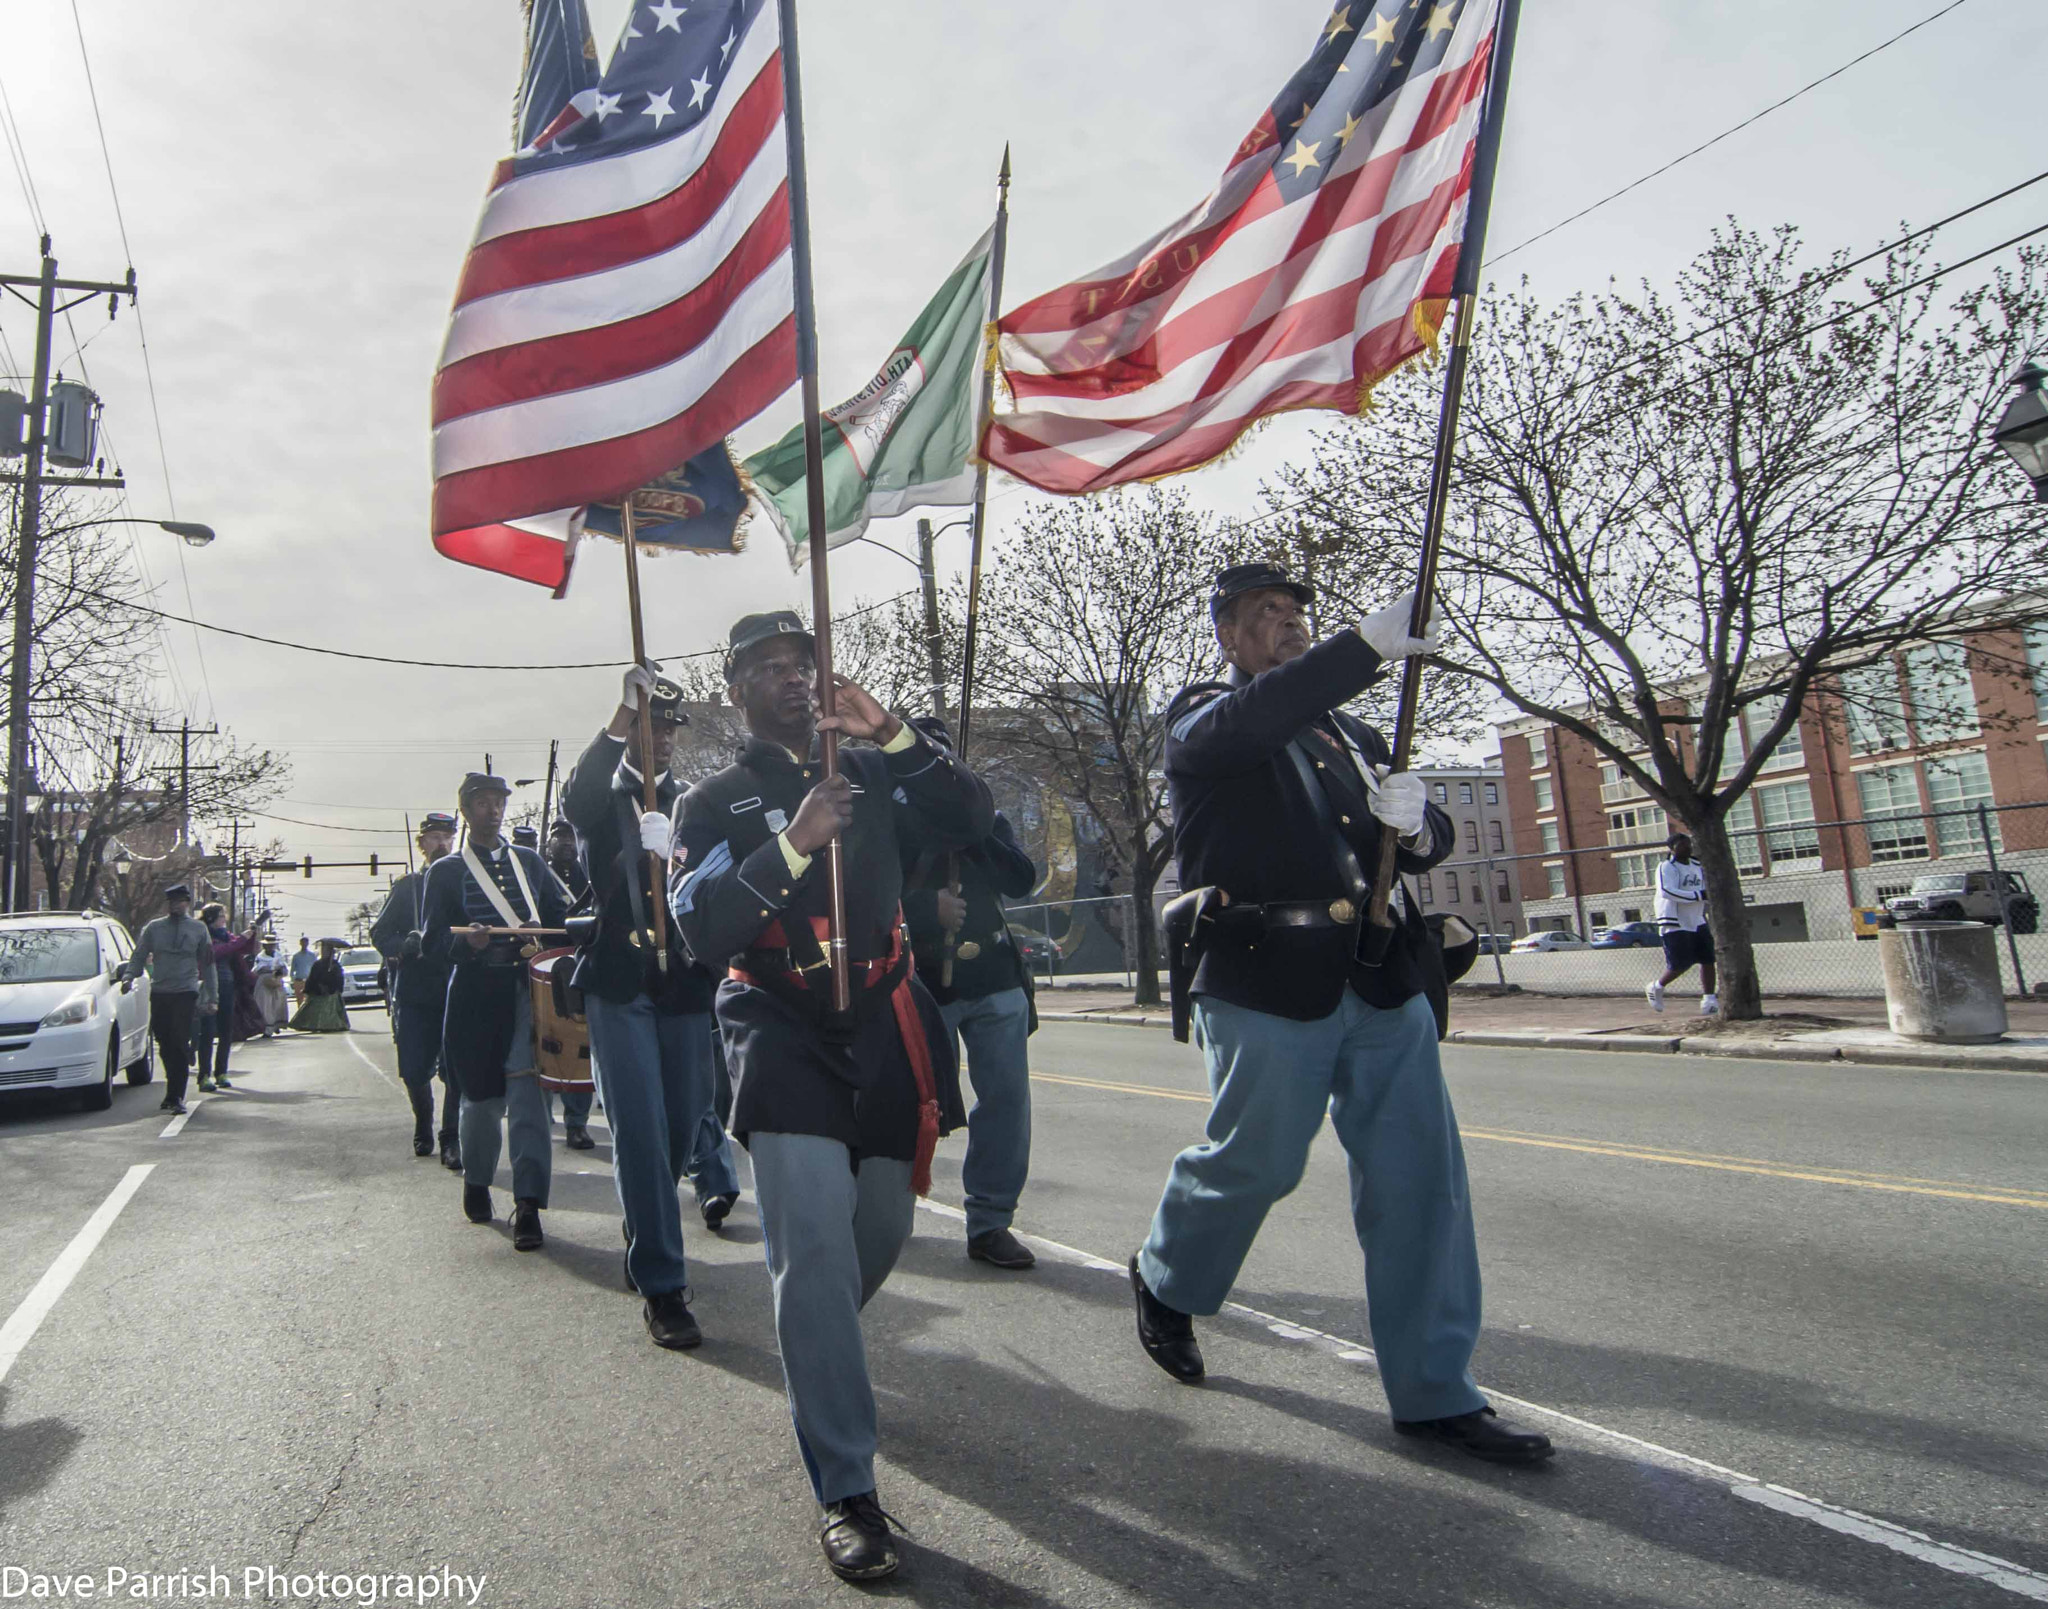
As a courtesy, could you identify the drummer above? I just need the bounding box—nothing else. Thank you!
[420,772,570,1251]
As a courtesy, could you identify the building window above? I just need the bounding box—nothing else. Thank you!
[1544,863,1567,899]
[1858,764,1928,862]
[1751,696,1806,774]
[1527,732,1547,770]
[1589,910,1608,930]
[1485,782,1498,806]
[1905,642,1979,745]
[1539,820,1561,854]
[1924,751,1999,856]
[1496,872,1513,905]
[1489,820,1505,852]
[1418,874,1433,905]
[1622,907,1642,923]
[2026,622,2048,717]
[1462,819,1479,852]
[1755,780,1820,868]
[1458,781,1474,805]
[1842,661,1910,755]
[1532,776,1554,812]
[1615,853,1653,891]
[1723,796,1766,875]
[1446,875,1461,903]
[1608,803,1667,847]
[1430,781,1448,803]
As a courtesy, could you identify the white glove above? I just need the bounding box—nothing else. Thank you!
[638,811,673,859]
[621,660,661,711]
[1369,769,1428,839]
[1355,591,1443,664]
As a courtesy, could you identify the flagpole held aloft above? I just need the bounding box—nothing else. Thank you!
[620,498,671,975]
[1361,0,1524,958]
[776,0,852,1014]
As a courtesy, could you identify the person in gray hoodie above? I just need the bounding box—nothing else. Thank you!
[119,883,217,1113]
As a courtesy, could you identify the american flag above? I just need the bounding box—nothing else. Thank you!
[985,0,1502,496]
[431,0,796,591]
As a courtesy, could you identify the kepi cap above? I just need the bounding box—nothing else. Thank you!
[418,811,458,834]
[458,772,512,804]
[511,825,539,847]
[1210,561,1312,623]
[163,883,193,903]
[724,610,814,679]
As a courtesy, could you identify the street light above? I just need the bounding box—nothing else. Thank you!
[1993,361,2048,503]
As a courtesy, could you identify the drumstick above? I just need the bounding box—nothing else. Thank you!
[469,926,572,938]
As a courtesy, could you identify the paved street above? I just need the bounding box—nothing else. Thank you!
[2,1017,2044,1607]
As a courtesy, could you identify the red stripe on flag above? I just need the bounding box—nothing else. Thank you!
[432,316,797,534]
[433,194,792,426]
[432,521,573,591]
[458,61,786,306]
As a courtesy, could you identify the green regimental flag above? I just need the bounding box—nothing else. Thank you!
[745,227,994,565]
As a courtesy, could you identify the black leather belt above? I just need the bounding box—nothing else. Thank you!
[1234,898,1361,930]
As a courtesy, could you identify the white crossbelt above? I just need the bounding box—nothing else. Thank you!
[461,842,542,931]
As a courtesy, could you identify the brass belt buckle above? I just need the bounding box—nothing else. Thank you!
[1329,899,1357,925]
[957,940,982,960]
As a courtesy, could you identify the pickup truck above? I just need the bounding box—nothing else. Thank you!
[1883,870,2038,933]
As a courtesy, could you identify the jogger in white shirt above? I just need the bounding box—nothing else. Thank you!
[1646,833,1718,1016]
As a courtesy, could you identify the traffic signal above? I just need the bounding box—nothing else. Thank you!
[369,854,378,876]
[303,856,314,878]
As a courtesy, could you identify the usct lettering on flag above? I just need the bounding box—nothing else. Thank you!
[985,0,1502,496]
[431,0,796,592]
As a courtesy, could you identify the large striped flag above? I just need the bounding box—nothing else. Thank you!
[984,0,1502,496]
[431,0,796,591]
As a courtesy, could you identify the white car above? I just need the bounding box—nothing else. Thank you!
[0,912,155,1111]
[1511,930,1591,953]
[339,947,387,1008]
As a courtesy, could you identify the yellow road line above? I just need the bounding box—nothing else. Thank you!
[1030,1072,2048,1210]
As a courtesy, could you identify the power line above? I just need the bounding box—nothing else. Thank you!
[1493,0,1982,263]
[65,0,213,718]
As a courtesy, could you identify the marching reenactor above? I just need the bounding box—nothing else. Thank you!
[561,665,739,1350]
[899,716,1041,1270]
[542,815,599,1150]
[370,812,462,1164]
[670,611,992,1583]
[1135,563,1554,1466]
[420,772,569,1250]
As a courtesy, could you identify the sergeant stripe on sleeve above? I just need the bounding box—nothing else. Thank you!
[675,841,733,915]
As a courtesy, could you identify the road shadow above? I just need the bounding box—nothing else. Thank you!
[0,1387,84,1528]
[0,1085,166,1135]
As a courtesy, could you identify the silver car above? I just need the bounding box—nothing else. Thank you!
[0,913,155,1110]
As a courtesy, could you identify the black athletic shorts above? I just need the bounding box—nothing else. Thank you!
[1660,926,1715,971]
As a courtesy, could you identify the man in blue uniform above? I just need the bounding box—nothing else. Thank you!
[670,611,992,1583]
[562,665,739,1350]
[420,772,569,1250]
[899,717,1041,1270]
[370,812,461,1162]
[1132,563,1553,1467]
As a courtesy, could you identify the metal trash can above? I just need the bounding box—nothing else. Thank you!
[1879,921,2008,1044]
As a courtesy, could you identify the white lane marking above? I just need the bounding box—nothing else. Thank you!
[346,1038,397,1088]
[909,1198,2048,1603]
[0,1165,155,1385]
[159,1098,203,1137]
[1736,1485,2048,1602]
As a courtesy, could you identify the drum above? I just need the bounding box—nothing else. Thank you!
[528,948,595,1093]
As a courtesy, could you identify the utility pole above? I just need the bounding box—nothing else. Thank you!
[538,739,560,835]
[915,518,945,718]
[151,718,219,846]
[2,236,136,911]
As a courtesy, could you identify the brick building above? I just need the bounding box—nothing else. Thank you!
[1410,760,1526,938]
[1495,625,2048,942]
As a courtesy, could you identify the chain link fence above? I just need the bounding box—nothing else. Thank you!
[1003,895,1141,987]
[1452,799,2048,999]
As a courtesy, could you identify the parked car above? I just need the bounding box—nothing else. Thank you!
[1009,928,1061,976]
[0,911,154,1111]
[1592,921,1663,949]
[1884,870,2038,933]
[1475,933,1513,955]
[1511,930,1590,952]
[339,946,388,1007]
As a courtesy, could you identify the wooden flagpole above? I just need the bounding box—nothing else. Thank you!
[776,0,851,1013]
[620,499,671,974]
[1362,0,1524,952]
[940,146,1014,990]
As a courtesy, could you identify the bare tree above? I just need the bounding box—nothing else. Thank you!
[1275,223,2048,1018]
[977,487,1235,1005]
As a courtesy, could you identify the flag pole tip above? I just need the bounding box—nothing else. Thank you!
[999,143,1012,183]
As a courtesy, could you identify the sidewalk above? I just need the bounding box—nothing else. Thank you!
[1034,977,2048,1075]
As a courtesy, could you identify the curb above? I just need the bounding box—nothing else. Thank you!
[1038,1013,2048,1074]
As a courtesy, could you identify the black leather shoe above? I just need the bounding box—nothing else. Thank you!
[1395,1406,1555,1466]
[160,1098,186,1115]
[439,1140,462,1171]
[819,1491,903,1582]
[463,1185,492,1224]
[700,1191,739,1232]
[1129,1255,1203,1383]
[643,1290,703,1350]
[565,1123,596,1151]
[512,1198,543,1251]
[968,1228,1037,1269]
[413,1133,434,1157]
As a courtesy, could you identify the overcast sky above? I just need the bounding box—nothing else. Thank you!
[2,0,2041,935]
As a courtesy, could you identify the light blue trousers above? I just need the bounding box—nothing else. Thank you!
[1138,990,1486,1422]
[941,986,1033,1240]
[749,1133,915,1504]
